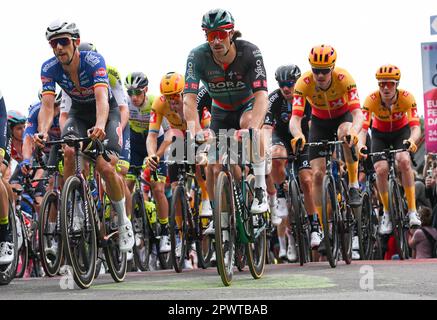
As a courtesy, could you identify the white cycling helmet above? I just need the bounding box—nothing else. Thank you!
[46,20,80,41]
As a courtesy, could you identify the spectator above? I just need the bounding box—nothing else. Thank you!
[408,207,437,259]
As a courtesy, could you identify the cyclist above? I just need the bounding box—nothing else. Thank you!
[146,72,212,252]
[264,64,315,260]
[183,8,270,216]
[36,20,134,252]
[358,64,421,234]
[290,45,364,253]
[124,71,171,253]
[0,90,14,265]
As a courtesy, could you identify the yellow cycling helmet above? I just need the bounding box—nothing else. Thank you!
[160,72,185,95]
[375,64,401,81]
[308,44,337,68]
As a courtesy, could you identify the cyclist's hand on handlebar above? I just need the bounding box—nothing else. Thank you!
[403,138,417,153]
[291,135,306,154]
[345,129,359,148]
[145,155,160,171]
[34,132,48,149]
[358,145,368,160]
[19,159,32,175]
[88,126,106,141]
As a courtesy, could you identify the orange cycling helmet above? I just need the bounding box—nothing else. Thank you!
[375,64,401,81]
[308,44,337,68]
[160,72,185,95]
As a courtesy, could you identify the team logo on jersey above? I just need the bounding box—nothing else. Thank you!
[253,80,261,88]
[41,76,52,84]
[94,68,107,77]
[292,96,303,107]
[348,89,359,101]
[281,112,291,123]
[329,97,345,108]
[338,74,345,81]
[403,91,410,97]
[304,77,311,85]
[363,110,370,122]
[411,108,418,118]
[190,83,199,90]
[370,93,377,101]
[150,111,157,124]
[392,112,404,120]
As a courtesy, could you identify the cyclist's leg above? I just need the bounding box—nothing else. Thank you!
[393,127,421,227]
[117,124,131,219]
[0,159,13,265]
[337,114,361,206]
[240,107,269,213]
[371,129,391,234]
[195,165,212,217]
[96,106,133,252]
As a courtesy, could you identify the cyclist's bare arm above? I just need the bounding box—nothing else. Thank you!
[146,131,158,157]
[94,86,109,134]
[38,94,55,135]
[289,114,304,138]
[409,125,421,144]
[350,108,364,136]
[183,93,202,135]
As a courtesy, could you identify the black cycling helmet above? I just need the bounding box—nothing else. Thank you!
[275,65,301,82]
[201,8,234,30]
[78,42,97,52]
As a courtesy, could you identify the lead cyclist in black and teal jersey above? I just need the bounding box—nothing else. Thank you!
[183,8,270,215]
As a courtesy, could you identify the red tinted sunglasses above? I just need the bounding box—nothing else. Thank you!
[49,37,72,48]
[378,81,397,89]
[206,30,231,43]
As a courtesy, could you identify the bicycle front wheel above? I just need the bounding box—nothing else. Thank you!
[39,191,63,277]
[245,174,266,279]
[388,180,409,260]
[214,171,236,286]
[131,191,150,271]
[61,176,97,289]
[322,176,339,268]
[170,185,188,273]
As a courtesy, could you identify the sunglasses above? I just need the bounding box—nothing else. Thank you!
[378,81,397,89]
[49,37,72,48]
[206,29,231,43]
[165,93,181,100]
[312,68,332,75]
[127,89,144,96]
[278,81,295,88]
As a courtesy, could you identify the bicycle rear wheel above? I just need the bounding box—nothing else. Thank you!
[245,174,266,279]
[131,192,150,271]
[102,197,127,282]
[214,171,236,286]
[39,191,63,277]
[339,180,352,265]
[61,176,97,289]
[170,185,188,273]
[15,216,28,278]
[358,191,373,260]
[322,176,339,268]
[290,179,311,265]
[388,180,409,260]
[0,202,18,285]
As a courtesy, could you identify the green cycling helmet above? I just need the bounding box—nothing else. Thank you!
[201,8,234,31]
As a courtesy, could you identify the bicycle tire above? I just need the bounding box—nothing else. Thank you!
[39,191,63,277]
[388,180,409,260]
[245,174,266,280]
[290,179,310,265]
[214,171,236,286]
[170,185,188,273]
[322,175,339,268]
[15,215,28,278]
[358,191,373,260]
[102,197,127,282]
[339,179,352,265]
[61,176,97,289]
[131,191,150,271]
[0,202,19,285]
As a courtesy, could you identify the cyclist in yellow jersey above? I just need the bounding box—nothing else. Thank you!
[289,44,364,249]
[146,72,212,220]
[358,64,421,234]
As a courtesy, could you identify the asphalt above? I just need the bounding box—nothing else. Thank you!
[1,259,436,300]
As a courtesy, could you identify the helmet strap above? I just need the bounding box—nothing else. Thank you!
[64,41,77,66]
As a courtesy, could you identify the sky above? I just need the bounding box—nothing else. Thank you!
[1,0,436,117]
